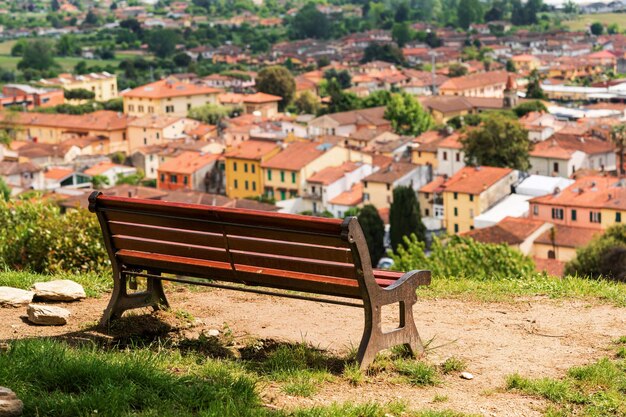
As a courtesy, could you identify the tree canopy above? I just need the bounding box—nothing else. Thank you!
[357,204,386,265]
[147,29,182,59]
[389,186,426,252]
[461,114,533,171]
[289,3,330,39]
[256,66,296,110]
[564,224,626,282]
[384,92,434,136]
[17,40,57,71]
[361,43,405,66]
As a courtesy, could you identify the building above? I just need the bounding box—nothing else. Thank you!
[532,224,599,263]
[38,72,118,102]
[127,115,198,153]
[441,166,518,234]
[418,174,446,232]
[122,79,221,117]
[84,161,137,188]
[0,84,63,109]
[307,107,389,137]
[242,93,282,118]
[362,161,429,209]
[157,151,220,192]
[436,132,465,177]
[438,71,511,98]
[224,140,281,199]
[43,167,92,190]
[464,216,552,256]
[0,161,44,190]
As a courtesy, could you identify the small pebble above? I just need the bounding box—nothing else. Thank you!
[207,329,220,337]
[460,372,474,380]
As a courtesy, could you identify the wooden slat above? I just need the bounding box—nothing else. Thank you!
[109,221,225,248]
[228,236,353,264]
[116,250,362,299]
[112,236,230,263]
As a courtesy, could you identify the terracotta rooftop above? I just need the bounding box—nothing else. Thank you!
[261,141,327,171]
[243,92,282,103]
[122,79,221,99]
[45,167,75,181]
[224,140,279,160]
[158,151,219,175]
[329,183,363,206]
[318,106,387,127]
[420,96,474,113]
[420,175,447,193]
[463,217,547,245]
[1,110,132,132]
[0,161,42,175]
[308,162,360,185]
[84,162,131,176]
[530,175,626,210]
[530,135,615,160]
[363,162,419,185]
[442,166,513,195]
[439,71,510,92]
[535,224,600,248]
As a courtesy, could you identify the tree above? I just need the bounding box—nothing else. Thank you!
[83,9,100,26]
[389,186,426,252]
[289,3,329,39]
[610,124,626,176]
[147,29,182,59]
[563,0,578,14]
[564,224,626,282]
[357,204,386,265]
[173,52,192,68]
[325,79,361,113]
[526,69,546,100]
[17,40,57,71]
[392,22,413,47]
[188,104,232,124]
[461,114,533,171]
[361,43,405,66]
[448,63,468,77]
[324,69,351,89]
[64,88,96,100]
[506,59,516,73]
[51,0,60,11]
[256,66,296,110]
[116,171,145,186]
[590,22,604,36]
[10,39,27,57]
[361,90,392,108]
[294,91,320,115]
[384,92,434,136]
[0,178,10,202]
[457,0,482,29]
[91,175,109,189]
[513,100,547,118]
[56,35,80,56]
[484,5,502,21]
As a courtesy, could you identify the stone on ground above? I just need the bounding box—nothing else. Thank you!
[31,280,86,301]
[0,386,23,417]
[26,304,70,326]
[0,287,34,307]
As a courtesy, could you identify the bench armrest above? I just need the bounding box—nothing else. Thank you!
[384,269,431,291]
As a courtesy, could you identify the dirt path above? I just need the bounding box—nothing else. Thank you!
[2,288,625,416]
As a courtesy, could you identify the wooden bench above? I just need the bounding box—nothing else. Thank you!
[88,191,431,369]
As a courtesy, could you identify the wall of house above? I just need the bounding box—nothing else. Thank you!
[411,149,438,168]
[437,147,465,177]
[443,191,480,234]
[532,242,577,262]
[529,203,604,230]
[124,93,219,117]
[518,222,553,255]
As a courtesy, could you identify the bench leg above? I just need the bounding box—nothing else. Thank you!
[357,300,424,371]
[100,272,170,326]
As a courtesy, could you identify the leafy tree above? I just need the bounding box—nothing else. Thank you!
[607,23,619,35]
[513,100,547,118]
[392,22,413,47]
[51,0,60,11]
[448,63,468,77]
[389,186,426,252]
[91,175,109,189]
[394,1,410,22]
[120,18,142,35]
[64,88,96,100]
[17,40,57,71]
[590,22,604,36]
[0,178,10,202]
[484,5,502,21]
[457,0,482,29]
[610,124,626,176]
[564,224,626,282]
[83,9,100,26]
[116,171,145,186]
[357,204,386,265]
[526,69,547,100]
[384,92,434,136]
[461,114,532,170]
[294,91,320,115]
[56,35,80,56]
[361,90,392,108]
[147,29,182,59]
[563,0,578,14]
[289,3,329,39]
[361,43,405,66]
[425,31,443,48]
[173,52,192,68]
[10,39,27,57]
[506,59,516,72]
[188,104,232,124]
[256,66,296,110]
[391,234,536,279]
[324,69,351,89]
[325,79,361,113]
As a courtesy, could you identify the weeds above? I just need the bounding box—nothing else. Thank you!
[440,357,467,375]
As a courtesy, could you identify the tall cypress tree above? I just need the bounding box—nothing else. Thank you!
[356,204,386,265]
[389,186,426,252]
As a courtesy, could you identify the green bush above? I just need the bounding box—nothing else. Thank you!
[564,224,626,282]
[390,234,536,280]
[0,200,109,274]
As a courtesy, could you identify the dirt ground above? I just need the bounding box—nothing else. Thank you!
[1,287,625,417]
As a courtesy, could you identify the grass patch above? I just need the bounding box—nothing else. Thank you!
[440,357,467,375]
[562,12,626,31]
[506,344,626,416]
[0,270,110,297]
[394,359,440,386]
[422,275,626,307]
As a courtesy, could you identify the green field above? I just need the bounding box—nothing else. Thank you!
[563,12,626,31]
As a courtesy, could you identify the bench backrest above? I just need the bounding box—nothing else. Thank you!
[89,192,374,299]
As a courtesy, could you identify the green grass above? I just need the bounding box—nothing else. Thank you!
[440,357,467,375]
[421,275,626,307]
[0,270,110,297]
[506,340,626,416]
[563,13,626,31]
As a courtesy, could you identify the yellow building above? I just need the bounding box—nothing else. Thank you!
[410,130,459,169]
[122,78,222,117]
[224,140,281,198]
[127,115,199,154]
[510,55,541,73]
[442,166,516,234]
[531,225,599,263]
[362,162,422,209]
[38,72,118,102]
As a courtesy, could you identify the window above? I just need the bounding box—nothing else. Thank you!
[453,192,458,200]
[469,195,474,202]
[363,193,370,201]
[267,169,272,180]
[123,133,127,141]
[386,184,391,191]
[551,208,564,220]
[291,172,296,183]
[183,176,188,185]
[150,155,153,161]
[364,181,368,188]
[454,224,459,233]
[156,133,160,140]
[187,103,192,111]
[234,179,238,189]
[280,171,285,182]
[143,138,147,145]
[138,105,144,113]
[454,207,458,216]
[245,180,249,190]
[533,205,539,215]
[170,175,177,184]
[128,104,135,112]
[252,181,256,191]
[290,190,296,198]
[244,163,248,173]
[148,106,154,113]
[455,153,460,162]
[251,165,255,174]
[548,250,556,259]
[425,193,430,199]
[425,208,430,216]
[553,162,559,173]
[571,209,577,221]
[469,209,474,218]
[165,105,174,113]
[280,190,286,200]
[589,211,601,223]
[443,151,448,161]
[160,174,165,183]
[617,212,622,223]
[233,162,237,172]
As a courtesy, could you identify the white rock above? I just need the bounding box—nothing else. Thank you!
[27,304,70,326]
[0,386,23,417]
[31,280,86,301]
[207,329,220,337]
[460,372,474,380]
[0,287,34,307]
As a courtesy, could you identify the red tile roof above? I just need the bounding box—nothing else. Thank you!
[122,79,221,99]
[224,140,279,160]
[534,224,600,248]
[308,162,360,185]
[442,166,513,195]
[463,217,547,245]
[44,167,75,181]
[158,151,219,175]
[329,183,363,206]
[363,162,420,185]
[530,175,626,210]
[261,141,326,171]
